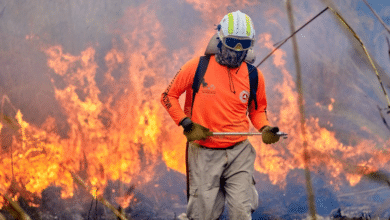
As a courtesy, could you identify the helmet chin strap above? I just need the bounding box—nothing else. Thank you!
[215,43,248,68]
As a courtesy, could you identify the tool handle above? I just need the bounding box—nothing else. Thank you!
[212,131,288,138]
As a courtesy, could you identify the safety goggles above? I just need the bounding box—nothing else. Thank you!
[221,36,254,51]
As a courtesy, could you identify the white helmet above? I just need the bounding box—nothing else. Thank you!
[217,10,255,51]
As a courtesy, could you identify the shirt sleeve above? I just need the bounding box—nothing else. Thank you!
[161,57,199,125]
[248,68,270,130]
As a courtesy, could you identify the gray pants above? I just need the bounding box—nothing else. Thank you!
[186,140,258,220]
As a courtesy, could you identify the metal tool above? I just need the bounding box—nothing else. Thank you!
[212,131,288,139]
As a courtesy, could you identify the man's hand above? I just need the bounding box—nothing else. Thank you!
[181,118,213,142]
[260,126,280,144]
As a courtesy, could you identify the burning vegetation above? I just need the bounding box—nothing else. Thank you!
[0,0,389,219]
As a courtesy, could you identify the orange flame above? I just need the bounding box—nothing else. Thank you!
[250,33,390,188]
[1,4,167,208]
[328,98,335,112]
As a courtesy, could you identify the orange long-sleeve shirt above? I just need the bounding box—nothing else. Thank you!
[161,55,269,148]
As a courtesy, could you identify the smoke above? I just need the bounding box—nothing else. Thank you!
[0,0,385,135]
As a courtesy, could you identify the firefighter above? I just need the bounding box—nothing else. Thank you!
[161,10,280,220]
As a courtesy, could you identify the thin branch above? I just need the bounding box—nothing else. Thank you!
[322,3,390,108]
[362,0,390,35]
[286,1,317,219]
[0,193,31,220]
[59,164,130,220]
[254,7,329,68]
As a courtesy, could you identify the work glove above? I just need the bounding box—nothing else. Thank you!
[260,125,280,144]
[180,117,213,142]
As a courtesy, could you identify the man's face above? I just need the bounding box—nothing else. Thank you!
[216,43,248,68]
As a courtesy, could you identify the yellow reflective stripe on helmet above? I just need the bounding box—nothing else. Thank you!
[228,13,234,35]
[245,15,251,36]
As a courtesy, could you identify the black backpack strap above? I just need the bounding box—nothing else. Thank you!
[191,55,211,115]
[247,63,258,110]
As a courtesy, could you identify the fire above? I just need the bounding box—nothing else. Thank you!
[0,42,165,207]
[0,110,75,203]
[1,1,389,213]
[250,33,390,188]
[0,2,199,209]
[328,98,335,111]
[46,43,164,189]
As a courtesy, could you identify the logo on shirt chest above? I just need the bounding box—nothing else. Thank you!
[239,90,249,103]
[200,79,216,94]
